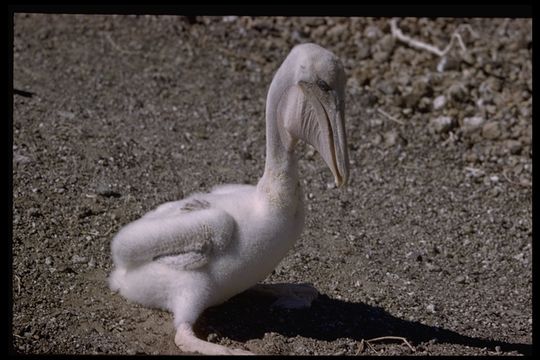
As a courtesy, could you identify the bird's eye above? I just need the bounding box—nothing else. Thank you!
[317,79,331,92]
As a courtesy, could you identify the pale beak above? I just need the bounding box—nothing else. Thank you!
[296,81,349,187]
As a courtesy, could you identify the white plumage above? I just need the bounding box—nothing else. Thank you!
[109,43,349,355]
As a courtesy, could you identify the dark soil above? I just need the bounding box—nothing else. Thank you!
[12,14,532,355]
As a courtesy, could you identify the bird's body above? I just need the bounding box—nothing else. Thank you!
[110,178,304,314]
[109,43,348,355]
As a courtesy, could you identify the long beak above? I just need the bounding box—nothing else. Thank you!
[297,82,349,187]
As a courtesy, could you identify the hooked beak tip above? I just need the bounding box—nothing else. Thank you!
[334,173,348,188]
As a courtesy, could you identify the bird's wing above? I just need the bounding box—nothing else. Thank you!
[111,198,235,270]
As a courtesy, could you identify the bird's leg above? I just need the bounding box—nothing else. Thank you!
[172,292,254,355]
[250,283,319,309]
[174,323,254,355]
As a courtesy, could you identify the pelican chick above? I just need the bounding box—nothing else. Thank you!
[109,43,349,355]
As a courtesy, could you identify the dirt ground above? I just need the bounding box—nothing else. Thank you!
[12,14,532,355]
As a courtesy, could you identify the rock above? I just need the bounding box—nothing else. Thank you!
[455,275,466,284]
[479,77,503,95]
[463,152,478,164]
[363,25,383,43]
[417,97,432,112]
[14,153,32,165]
[482,122,502,140]
[433,95,446,110]
[447,82,468,102]
[327,23,348,41]
[430,116,457,134]
[504,139,522,155]
[58,265,77,274]
[383,130,398,147]
[426,262,441,272]
[401,93,421,109]
[411,79,432,98]
[72,255,88,264]
[27,207,42,217]
[437,55,461,72]
[222,16,238,23]
[520,126,532,145]
[462,116,485,134]
[359,92,378,107]
[372,50,390,62]
[356,42,371,60]
[96,184,121,198]
[57,110,75,119]
[371,34,395,61]
[376,34,395,53]
[376,80,396,95]
[78,205,101,218]
[426,303,436,313]
[489,186,502,197]
[372,133,382,146]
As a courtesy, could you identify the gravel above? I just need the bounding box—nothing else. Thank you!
[13,14,531,356]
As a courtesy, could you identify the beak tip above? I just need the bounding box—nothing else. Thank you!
[334,175,348,188]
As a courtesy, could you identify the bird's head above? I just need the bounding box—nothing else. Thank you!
[273,43,349,187]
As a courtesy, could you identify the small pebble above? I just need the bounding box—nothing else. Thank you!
[505,140,522,155]
[72,255,88,264]
[482,122,501,140]
[96,184,121,198]
[433,95,446,110]
[57,110,75,119]
[383,130,398,147]
[14,153,32,165]
[364,25,383,42]
[430,116,456,134]
[448,82,468,102]
[28,207,41,217]
[462,116,485,133]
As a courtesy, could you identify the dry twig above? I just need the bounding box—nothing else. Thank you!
[102,32,137,55]
[377,108,404,125]
[102,227,114,237]
[390,18,472,57]
[356,336,416,354]
[390,18,478,72]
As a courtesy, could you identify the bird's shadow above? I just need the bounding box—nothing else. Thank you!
[195,288,531,355]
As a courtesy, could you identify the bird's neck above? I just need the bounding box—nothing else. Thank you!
[257,74,301,203]
[257,125,299,201]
